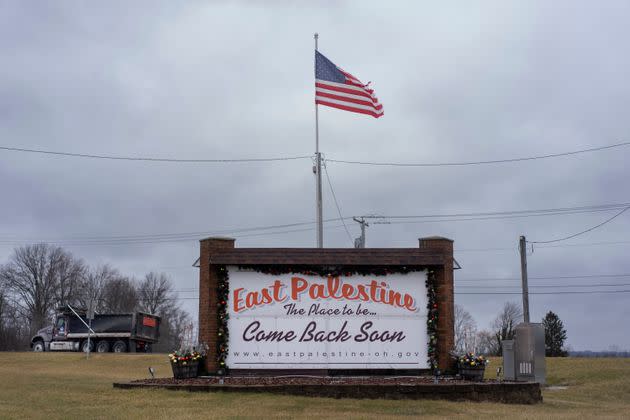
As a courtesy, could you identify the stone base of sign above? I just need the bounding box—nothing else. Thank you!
[113,378,542,404]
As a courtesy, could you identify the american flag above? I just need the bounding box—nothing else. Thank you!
[315,51,383,118]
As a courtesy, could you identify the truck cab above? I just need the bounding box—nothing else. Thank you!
[30,325,53,352]
[31,313,81,351]
[53,316,68,340]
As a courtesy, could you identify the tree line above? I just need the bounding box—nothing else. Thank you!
[454,301,569,357]
[0,243,192,352]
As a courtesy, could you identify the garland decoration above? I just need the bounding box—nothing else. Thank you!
[216,265,230,375]
[216,264,440,374]
[239,265,421,278]
[426,269,439,371]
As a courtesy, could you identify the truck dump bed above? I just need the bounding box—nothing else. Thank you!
[69,314,132,334]
[67,312,161,343]
[133,313,161,342]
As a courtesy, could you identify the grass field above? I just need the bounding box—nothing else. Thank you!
[0,353,628,419]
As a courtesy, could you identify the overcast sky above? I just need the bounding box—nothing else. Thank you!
[1,1,629,351]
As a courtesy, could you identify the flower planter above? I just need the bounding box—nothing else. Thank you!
[171,361,199,379]
[459,366,485,382]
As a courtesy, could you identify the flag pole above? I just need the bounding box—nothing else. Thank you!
[314,32,323,248]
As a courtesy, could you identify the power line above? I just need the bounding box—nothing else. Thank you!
[373,207,627,225]
[150,283,630,291]
[455,246,517,253]
[325,141,630,167]
[538,240,630,248]
[0,218,350,245]
[455,290,630,295]
[529,206,630,244]
[103,290,630,298]
[365,202,630,220]
[322,163,353,245]
[457,283,630,288]
[455,240,630,253]
[209,223,350,241]
[2,141,627,167]
[0,145,312,163]
[0,224,349,246]
[456,273,630,282]
[7,290,628,303]
[1,201,628,246]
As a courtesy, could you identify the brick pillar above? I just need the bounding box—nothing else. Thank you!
[419,236,455,372]
[198,237,235,373]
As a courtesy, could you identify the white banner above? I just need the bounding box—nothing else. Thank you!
[226,267,428,369]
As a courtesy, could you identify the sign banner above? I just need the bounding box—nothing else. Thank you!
[226,267,428,369]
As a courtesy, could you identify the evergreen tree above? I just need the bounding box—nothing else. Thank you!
[542,311,568,357]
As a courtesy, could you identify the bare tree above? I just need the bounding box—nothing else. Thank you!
[136,272,193,352]
[491,301,523,356]
[100,276,138,313]
[476,329,498,355]
[167,309,192,350]
[76,265,119,313]
[0,288,30,351]
[0,244,85,333]
[0,289,11,349]
[53,250,86,308]
[454,304,478,354]
[137,272,173,315]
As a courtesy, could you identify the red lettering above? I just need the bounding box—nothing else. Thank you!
[404,294,416,311]
[291,277,308,300]
[341,283,358,300]
[369,280,380,302]
[234,276,417,313]
[327,276,341,298]
[271,280,286,302]
[233,288,245,312]
[260,288,272,305]
[245,291,259,308]
[357,284,369,301]
[309,283,327,299]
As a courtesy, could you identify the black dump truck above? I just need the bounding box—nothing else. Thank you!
[30,306,160,353]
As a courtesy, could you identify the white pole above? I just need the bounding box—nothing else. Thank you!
[314,33,323,248]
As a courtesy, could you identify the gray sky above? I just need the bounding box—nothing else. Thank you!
[1,1,629,351]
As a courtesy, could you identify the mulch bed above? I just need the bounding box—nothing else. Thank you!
[132,375,487,386]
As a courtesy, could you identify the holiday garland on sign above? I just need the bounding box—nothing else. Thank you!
[216,265,229,375]
[426,269,438,370]
[214,265,439,374]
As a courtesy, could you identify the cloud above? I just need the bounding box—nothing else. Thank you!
[1,1,629,350]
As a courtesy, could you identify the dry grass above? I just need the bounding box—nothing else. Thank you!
[0,353,628,419]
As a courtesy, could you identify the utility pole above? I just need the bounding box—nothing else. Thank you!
[519,235,530,323]
[353,217,369,248]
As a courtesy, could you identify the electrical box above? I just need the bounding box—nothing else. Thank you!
[514,322,546,384]
[501,340,516,380]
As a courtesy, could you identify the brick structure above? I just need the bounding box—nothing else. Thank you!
[198,236,455,373]
[198,237,235,373]
[419,236,456,371]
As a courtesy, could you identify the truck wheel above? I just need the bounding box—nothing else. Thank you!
[32,340,45,352]
[112,340,127,353]
[144,343,152,353]
[81,340,95,353]
[96,340,110,353]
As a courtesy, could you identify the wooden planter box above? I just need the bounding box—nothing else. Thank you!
[459,366,485,381]
[171,361,199,379]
